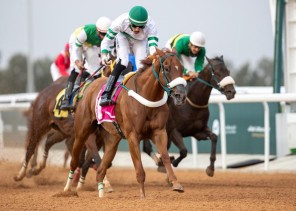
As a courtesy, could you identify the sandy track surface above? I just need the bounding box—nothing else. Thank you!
[1,161,296,211]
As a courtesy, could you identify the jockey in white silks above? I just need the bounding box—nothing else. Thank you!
[99,6,159,106]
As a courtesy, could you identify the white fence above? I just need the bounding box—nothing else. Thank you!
[1,92,296,171]
[191,93,296,171]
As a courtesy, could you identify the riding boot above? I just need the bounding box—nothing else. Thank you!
[99,62,126,106]
[60,70,78,110]
[81,71,90,82]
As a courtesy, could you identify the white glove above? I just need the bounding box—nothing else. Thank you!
[102,53,111,65]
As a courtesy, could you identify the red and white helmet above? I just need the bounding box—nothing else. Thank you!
[96,17,112,33]
[190,31,206,47]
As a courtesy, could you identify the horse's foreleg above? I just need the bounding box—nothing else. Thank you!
[128,135,146,198]
[96,136,120,198]
[206,132,217,177]
[194,130,217,177]
[170,130,187,167]
[153,130,184,192]
[64,134,88,192]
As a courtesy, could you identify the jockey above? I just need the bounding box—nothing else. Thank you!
[60,17,112,110]
[50,43,70,81]
[165,31,206,80]
[99,5,159,106]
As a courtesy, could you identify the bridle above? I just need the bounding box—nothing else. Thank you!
[186,59,235,108]
[151,53,186,96]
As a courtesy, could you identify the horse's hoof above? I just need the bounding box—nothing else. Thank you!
[13,175,22,182]
[26,170,34,178]
[105,187,114,193]
[169,156,175,162]
[157,166,166,173]
[172,182,184,192]
[206,166,214,177]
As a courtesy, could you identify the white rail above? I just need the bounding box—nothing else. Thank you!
[0,93,37,148]
[1,92,296,171]
[191,93,296,171]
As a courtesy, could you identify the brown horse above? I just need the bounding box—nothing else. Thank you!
[14,70,113,191]
[63,48,187,198]
[143,56,236,176]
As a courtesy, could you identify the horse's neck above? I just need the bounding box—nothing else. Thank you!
[133,67,164,101]
[187,79,212,105]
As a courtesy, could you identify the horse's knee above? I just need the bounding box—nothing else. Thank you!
[160,153,170,163]
[179,148,188,158]
[211,133,218,143]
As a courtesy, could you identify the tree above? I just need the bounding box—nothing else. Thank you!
[0,54,53,94]
[232,57,273,86]
[0,54,27,94]
[34,58,52,91]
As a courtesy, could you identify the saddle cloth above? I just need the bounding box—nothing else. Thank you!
[54,89,72,118]
[53,81,91,118]
[96,82,122,124]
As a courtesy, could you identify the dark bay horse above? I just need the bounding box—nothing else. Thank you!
[63,48,187,198]
[144,56,236,176]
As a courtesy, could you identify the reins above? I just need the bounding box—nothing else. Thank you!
[186,60,225,109]
[121,53,177,96]
[195,62,224,92]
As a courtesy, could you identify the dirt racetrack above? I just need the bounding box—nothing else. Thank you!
[1,161,296,211]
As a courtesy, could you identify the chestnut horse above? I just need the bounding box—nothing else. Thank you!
[64,48,187,198]
[143,56,236,176]
[14,71,113,191]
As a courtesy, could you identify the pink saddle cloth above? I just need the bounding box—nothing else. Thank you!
[96,82,122,124]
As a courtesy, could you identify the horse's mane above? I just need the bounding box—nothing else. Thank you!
[209,56,224,63]
[137,48,176,74]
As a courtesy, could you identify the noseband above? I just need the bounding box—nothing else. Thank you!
[152,53,187,96]
[196,61,234,92]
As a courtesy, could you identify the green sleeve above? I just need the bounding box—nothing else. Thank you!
[174,39,186,59]
[194,48,206,72]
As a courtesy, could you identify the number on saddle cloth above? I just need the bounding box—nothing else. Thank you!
[54,89,71,118]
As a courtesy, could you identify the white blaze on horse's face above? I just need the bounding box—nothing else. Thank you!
[175,65,179,71]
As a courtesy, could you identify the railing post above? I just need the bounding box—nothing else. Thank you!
[191,137,198,168]
[218,103,227,170]
[263,102,270,171]
[0,112,4,150]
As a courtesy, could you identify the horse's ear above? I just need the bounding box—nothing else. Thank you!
[206,56,210,63]
[155,48,161,54]
[220,55,224,61]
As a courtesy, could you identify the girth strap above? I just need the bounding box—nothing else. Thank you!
[112,122,125,139]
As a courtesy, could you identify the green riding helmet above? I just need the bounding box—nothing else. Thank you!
[129,6,148,26]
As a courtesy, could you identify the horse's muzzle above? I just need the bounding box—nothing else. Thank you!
[222,84,236,100]
[171,85,186,106]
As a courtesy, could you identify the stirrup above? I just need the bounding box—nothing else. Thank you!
[99,98,115,106]
[60,100,74,110]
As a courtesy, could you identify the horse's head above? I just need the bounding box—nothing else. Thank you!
[199,56,236,100]
[152,48,187,106]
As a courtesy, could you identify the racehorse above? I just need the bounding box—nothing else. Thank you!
[14,70,114,191]
[143,56,236,177]
[63,48,187,198]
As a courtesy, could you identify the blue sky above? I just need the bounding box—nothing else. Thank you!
[0,0,274,69]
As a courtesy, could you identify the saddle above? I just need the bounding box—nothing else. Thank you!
[53,81,92,118]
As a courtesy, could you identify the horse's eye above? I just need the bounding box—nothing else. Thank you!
[164,64,170,71]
